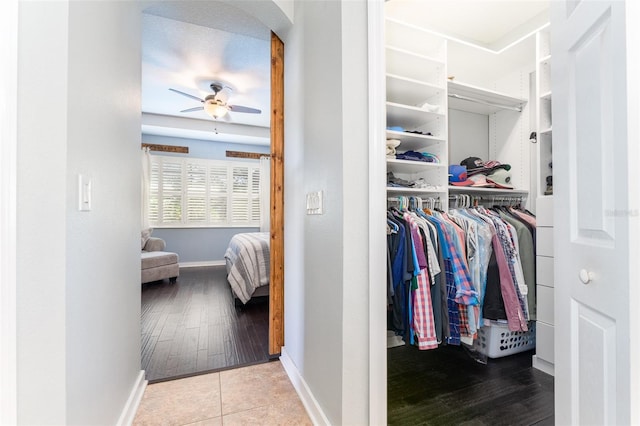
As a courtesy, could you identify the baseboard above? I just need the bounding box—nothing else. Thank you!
[116,370,147,426]
[532,355,555,376]
[179,260,225,268]
[280,347,330,426]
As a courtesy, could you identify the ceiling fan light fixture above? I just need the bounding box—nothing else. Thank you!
[204,100,228,119]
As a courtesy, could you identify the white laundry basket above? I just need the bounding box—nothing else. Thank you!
[472,320,536,358]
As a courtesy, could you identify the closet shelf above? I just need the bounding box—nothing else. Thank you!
[386,102,444,129]
[539,54,552,64]
[387,187,446,195]
[447,81,527,114]
[386,46,444,84]
[387,158,445,173]
[387,158,447,173]
[540,127,552,135]
[386,45,444,68]
[386,74,444,106]
[448,186,529,195]
[386,130,445,150]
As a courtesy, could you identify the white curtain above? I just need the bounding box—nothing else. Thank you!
[259,156,271,232]
[141,147,151,230]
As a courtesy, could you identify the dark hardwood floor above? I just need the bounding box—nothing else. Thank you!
[141,266,270,382]
[388,345,554,425]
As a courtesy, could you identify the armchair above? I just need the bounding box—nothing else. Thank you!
[141,236,179,284]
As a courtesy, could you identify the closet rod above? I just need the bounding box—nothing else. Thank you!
[449,194,526,208]
[448,93,522,112]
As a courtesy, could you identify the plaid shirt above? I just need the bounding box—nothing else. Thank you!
[438,217,479,306]
[405,215,438,349]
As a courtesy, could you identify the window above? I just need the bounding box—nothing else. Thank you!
[150,155,261,227]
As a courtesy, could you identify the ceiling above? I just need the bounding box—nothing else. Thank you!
[141,7,271,145]
[385,0,549,52]
[141,1,549,146]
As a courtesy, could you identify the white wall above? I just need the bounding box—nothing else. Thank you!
[17,2,69,423]
[489,68,533,194]
[339,1,370,423]
[17,1,143,424]
[0,0,19,423]
[283,1,371,424]
[448,109,490,165]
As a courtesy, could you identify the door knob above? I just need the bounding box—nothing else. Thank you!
[579,269,593,284]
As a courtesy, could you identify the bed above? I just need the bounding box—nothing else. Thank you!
[224,232,270,304]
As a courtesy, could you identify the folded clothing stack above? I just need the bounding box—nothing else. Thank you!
[395,150,440,163]
[387,172,442,190]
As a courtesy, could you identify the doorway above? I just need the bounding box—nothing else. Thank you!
[139,2,285,382]
[378,1,554,423]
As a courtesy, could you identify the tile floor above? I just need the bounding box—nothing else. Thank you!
[133,361,312,426]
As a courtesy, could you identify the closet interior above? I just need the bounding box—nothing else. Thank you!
[384,1,555,378]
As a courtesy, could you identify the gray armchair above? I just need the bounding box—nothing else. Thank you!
[141,236,179,284]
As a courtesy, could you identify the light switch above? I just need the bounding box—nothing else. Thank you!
[306,190,324,215]
[78,174,92,211]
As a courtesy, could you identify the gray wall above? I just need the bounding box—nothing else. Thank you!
[283,1,370,424]
[17,1,143,424]
[17,2,69,422]
[141,134,269,262]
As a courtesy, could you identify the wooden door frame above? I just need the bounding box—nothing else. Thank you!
[269,31,285,355]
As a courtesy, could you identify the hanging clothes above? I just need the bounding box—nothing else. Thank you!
[386,199,537,350]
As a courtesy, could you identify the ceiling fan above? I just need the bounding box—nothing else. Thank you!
[169,82,261,119]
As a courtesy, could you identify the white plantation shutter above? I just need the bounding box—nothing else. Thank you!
[159,158,182,224]
[250,168,261,223]
[149,160,160,224]
[149,155,261,227]
[209,164,228,224]
[232,197,250,223]
[186,162,206,223]
[231,166,250,224]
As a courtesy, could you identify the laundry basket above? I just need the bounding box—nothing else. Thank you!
[472,320,536,358]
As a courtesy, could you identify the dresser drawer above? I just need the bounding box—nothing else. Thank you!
[536,196,554,227]
[536,285,554,325]
[536,255,554,288]
[535,321,554,364]
[537,227,554,257]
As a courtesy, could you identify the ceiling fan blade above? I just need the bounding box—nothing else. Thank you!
[180,106,204,113]
[169,88,204,103]
[228,105,262,114]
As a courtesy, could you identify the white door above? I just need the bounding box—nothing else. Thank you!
[553,0,640,424]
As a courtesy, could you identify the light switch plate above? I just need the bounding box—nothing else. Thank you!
[306,190,324,215]
[78,174,92,211]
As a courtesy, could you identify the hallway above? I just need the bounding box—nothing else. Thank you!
[133,360,311,425]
